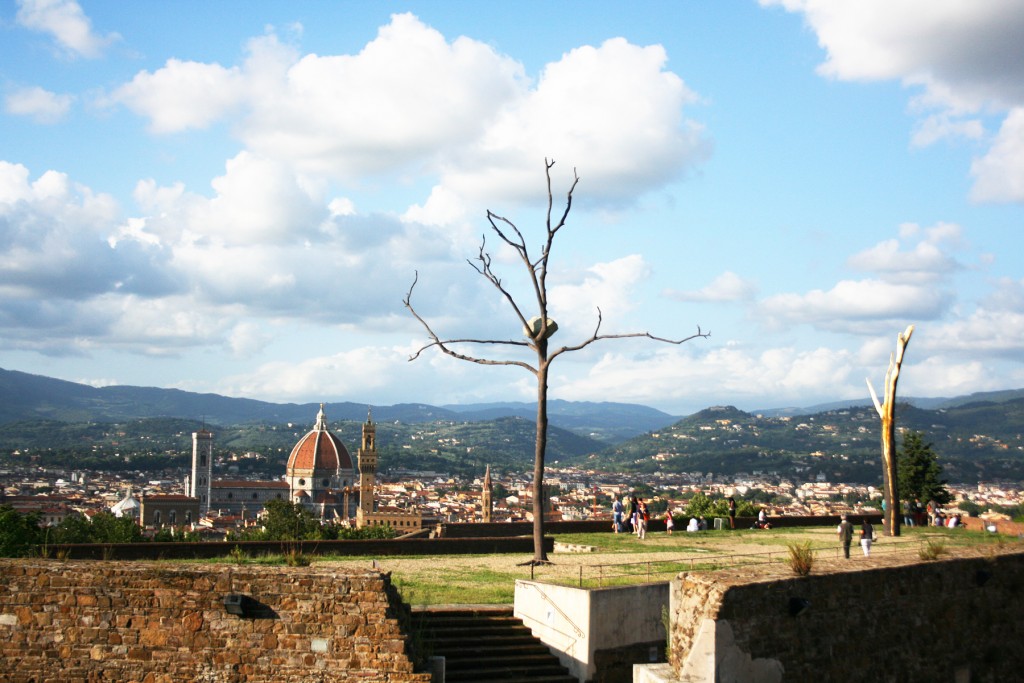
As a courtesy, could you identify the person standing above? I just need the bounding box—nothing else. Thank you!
[664,509,675,535]
[727,497,737,530]
[612,496,624,533]
[860,518,874,557]
[837,513,854,559]
[637,500,648,540]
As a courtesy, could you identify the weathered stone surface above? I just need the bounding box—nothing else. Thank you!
[0,560,430,682]
[667,548,1024,683]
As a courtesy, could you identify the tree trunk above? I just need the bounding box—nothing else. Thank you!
[532,354,549,563]
[868,325,913,538]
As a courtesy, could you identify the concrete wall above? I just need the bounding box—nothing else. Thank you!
[0,560,431,683]
[662,550,1024,682]
[514,580,668,683]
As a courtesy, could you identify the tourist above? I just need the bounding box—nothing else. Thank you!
[752,508,771,530]
[860,518,874,556]
[837,513,854,559]
[686,516,700,532]
[637,500,649,540]
[727,496,737,529]
[664,509,675,534]
[612,496,624,533]
[902,499,914,527]
[698,516,708,531]
[629,496,639,534]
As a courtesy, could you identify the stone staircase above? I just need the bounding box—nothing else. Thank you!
[410,605,577,682]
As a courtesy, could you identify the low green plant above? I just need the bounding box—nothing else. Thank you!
[919,538,947,561]
[285,548,310,567]
[229,545,248,565]
[785,542,814,576]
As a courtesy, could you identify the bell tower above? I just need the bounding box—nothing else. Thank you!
[482,465,493,523]
[357,410,378,525]
[191,427,213,516]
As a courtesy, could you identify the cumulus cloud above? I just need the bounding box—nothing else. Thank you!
[4,86,73,123]
[761,0,1024,202]
[760,279,950,333]
[16,0,118,59]
[665,271,757,303]
[110,60,247,133]
[970,108,1024,202]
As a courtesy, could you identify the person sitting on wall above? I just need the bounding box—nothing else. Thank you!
[686,516,700,532]
[751,507,772,529]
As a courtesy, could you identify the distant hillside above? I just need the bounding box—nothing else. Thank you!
[0,367,668,443]
[754,388,1024,417]
[595,399,1024,483]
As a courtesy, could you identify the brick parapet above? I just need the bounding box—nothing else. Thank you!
[0,560,430,682]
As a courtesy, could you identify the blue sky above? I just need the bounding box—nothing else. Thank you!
[2,0,1023,416]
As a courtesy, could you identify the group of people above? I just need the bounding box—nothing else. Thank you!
[901,498,961,527]
[837,514,876,558]
[612,495,651,539]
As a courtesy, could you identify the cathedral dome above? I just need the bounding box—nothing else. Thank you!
[286,405,353,473]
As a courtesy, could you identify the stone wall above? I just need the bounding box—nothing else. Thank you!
[0,560,431,683]
[666,550,1024,682]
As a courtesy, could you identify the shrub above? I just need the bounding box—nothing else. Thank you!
[786,542,814,576]
[918,539,947,561]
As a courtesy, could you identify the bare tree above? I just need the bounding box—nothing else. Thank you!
[404,159,708,563]
[866,324,914,537]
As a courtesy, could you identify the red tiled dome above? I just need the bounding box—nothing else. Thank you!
[286,405,353,472]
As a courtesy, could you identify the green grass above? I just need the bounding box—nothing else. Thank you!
[394,567,520,605]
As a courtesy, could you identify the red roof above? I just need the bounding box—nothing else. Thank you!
[286,405,353,473]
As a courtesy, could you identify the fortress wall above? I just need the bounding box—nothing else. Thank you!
[0,560,430,683]
[667,550,1024,682]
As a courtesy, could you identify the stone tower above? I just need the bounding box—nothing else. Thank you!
[482,465,493,523]
[356,410,378,525]
[190,428,213,515]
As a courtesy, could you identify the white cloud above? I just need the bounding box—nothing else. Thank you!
[548,255,651,334]
[760,279,950,332]
[4,86,73,123]
[16,0,118,59]
[110,59,247,133]
[761,0,1024,202]
[970,107,1024,203]
[666,271,757,302]
[846,237,958,284]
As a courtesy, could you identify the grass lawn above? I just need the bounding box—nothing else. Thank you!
[202,525,1021,605]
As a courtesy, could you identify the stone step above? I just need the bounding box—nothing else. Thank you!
[410,605,576,682]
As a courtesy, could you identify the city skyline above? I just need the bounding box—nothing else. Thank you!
[2,1,1023,415]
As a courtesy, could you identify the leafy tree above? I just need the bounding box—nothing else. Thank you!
[898,431,951,506]
[957,500,983,517]
[258,499,333,541]
[89,512,145,544]
[51,514,95,544]
[404,160,707,563]
[0,505,43,557]
[684,491,715,517]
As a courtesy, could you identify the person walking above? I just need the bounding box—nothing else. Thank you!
[637,500,649,540]
[860,518,874,557]
[727,496,737,530]
[837,513,854,559]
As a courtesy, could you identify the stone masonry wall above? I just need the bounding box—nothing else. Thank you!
[0,560,431,683]
[668,550,1024,682]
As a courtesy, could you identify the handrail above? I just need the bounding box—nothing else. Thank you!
[518,581,586,638]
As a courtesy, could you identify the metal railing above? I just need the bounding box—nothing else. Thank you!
[530,538,922,588]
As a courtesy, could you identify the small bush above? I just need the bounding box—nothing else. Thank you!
[285,549,310,567]
[919,539,947,561]
[786,542,814,576]
[229,545,248,565]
